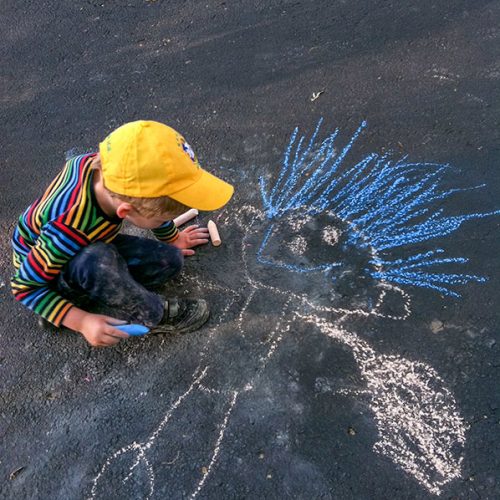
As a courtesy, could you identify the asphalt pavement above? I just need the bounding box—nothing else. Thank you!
[0,1,499,499]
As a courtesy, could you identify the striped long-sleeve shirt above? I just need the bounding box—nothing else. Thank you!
[11,154,179,326]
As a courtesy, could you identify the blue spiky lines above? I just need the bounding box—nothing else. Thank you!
[259,120,499,297]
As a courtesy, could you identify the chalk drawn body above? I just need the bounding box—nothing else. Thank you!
[89,121,498,498]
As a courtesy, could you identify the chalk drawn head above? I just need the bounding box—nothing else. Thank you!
[239,207,384,312]
[250,118,499,307]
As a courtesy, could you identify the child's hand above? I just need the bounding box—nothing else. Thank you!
[172,225,210,256]
[79,313,129,347]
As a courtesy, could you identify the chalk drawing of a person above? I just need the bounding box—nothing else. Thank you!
[89,120,498,499]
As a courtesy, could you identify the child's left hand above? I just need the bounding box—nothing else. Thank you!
[172,225,210,256]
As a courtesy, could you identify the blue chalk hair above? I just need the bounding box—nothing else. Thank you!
[259,119,499,297]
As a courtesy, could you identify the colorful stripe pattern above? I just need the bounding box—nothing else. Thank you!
[11,154,179,326]
[151,221,179,242]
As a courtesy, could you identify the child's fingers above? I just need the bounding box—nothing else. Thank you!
[92,333,121,347]
[190,233,209,240]
[190,238,209,246]
[181,249,196,256]
[103,318,130,339]
[105,326,130,339]
[102,335,122,346]
[106,326,129,339]
[104,317,128,326]
[190,229,209,238]
[186,228,209,237]
[185,225,208,231]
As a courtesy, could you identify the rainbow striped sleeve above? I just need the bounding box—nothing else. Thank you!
[11,221,91,326]
[151,221,179,242]
[11,154,122,327]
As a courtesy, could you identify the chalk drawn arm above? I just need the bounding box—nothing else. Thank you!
[305,315,466,496]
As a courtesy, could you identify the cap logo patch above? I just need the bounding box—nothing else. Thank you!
[182,141,196,162]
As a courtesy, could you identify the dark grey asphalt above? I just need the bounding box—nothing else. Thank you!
[1,1,499,499]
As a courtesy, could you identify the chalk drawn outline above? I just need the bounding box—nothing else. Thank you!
[89,119,499,498]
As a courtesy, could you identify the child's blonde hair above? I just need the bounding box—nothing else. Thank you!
[91,154,189,217]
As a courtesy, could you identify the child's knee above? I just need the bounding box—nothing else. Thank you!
[76,241,113,260]
[65,242,121,287]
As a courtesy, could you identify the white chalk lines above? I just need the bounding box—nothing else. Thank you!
[190,390,239,499]
[300,314,466,495]
[89,367,209,500]
[89,204,466,498]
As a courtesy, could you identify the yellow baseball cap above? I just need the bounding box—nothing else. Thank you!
[99,120,234,211]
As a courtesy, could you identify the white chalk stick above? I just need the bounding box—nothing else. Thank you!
[173,208,199,227]
[207,220,221,246]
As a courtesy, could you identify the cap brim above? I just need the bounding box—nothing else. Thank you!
[168,169,234,211]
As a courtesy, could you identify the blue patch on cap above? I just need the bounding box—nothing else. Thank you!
[182,141,196,162]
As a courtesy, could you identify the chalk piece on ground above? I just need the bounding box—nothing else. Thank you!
[173,208,199,227]
[116,324,150,336]
[207,220,222,246]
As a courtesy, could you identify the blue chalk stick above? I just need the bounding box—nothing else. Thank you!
[116,324,150,336]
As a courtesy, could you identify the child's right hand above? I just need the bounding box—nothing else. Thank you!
[79,313,129,347]
[62,307,129,347]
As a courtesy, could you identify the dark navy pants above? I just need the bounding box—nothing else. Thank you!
[57,234,183,326]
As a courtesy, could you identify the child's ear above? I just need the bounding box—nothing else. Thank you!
[116,202,133,219]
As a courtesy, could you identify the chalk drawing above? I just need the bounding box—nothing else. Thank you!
[89,120,498,498]
[259,118,498,298]
[89,367,209,500]
[322,225,341,245]
[300,313,466,494]
[190,391,239,499]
